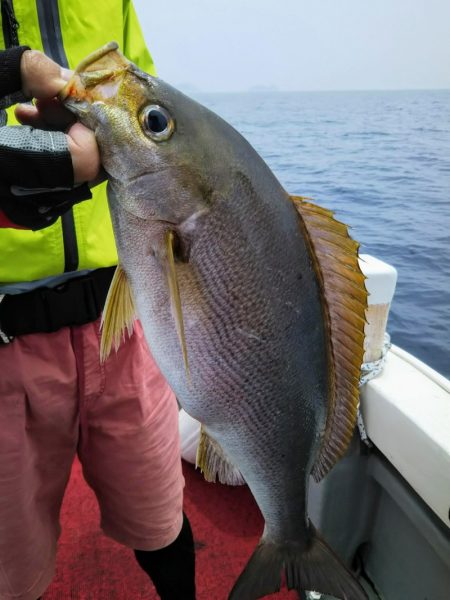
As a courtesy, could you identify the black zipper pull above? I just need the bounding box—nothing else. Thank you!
[1,0,20,48]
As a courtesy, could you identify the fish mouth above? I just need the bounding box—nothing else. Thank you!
[59,41,131,110]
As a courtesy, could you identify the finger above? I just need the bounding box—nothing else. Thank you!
[60,67,73,82]
[67,122,96,148]
[67,122,100,183]
[14,103,47,128]
[21,50,68,99]
[35,98,76,128]
[15,99,76,130]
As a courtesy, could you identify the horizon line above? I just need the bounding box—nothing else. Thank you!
[177,86,450,95]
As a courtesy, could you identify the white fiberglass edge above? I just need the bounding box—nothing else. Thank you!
[359,253,398,305]
[390,345,450,393]
[360,344,450,528]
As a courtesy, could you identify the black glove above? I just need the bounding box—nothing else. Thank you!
[0,125,92,229]
[0,46,31,111]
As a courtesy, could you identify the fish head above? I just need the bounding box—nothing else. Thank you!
[61,41,230,224]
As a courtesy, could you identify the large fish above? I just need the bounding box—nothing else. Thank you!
[62,42,368,600]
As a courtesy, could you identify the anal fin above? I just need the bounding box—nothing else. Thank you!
[196,427,245,486]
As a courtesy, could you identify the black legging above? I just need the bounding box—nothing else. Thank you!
[134,512,196,600]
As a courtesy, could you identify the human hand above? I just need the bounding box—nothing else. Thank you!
[16,49,102,185]
[15,99,101,184]
[20,49,70,99]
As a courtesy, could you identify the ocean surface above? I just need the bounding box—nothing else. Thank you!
[194,90,450,378]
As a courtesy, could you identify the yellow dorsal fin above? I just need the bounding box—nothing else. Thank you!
[290,195,368,481]
[100,265,136,362]
[165,230,190,378]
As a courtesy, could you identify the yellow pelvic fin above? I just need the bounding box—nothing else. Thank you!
[165,230,190,378]
[290,195,368,481]
[100,265,136,363]
[196,426,246,486]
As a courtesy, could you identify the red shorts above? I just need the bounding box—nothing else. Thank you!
[0,319,183,600]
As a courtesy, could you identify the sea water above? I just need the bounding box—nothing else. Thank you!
[195,90,450,378]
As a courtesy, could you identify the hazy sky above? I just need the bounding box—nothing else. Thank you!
[133,0,450,92]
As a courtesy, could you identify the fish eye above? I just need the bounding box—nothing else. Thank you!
[140,105,174,141]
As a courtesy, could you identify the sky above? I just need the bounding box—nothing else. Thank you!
[133,0,450,93]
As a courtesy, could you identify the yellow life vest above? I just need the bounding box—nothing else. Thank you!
[0,0,155,283]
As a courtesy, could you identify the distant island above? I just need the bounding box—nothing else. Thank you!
[247,84,279,93]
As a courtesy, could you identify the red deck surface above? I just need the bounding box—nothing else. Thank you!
[45,458,297,599]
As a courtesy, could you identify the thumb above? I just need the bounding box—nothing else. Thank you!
[21,50,72,99]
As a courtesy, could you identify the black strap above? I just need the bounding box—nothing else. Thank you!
[35,0,79,273]
[0,266,116,342]
[1,0,20,49]
[0,1,22,119]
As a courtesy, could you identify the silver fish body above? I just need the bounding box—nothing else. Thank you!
[109,162,328,544]
[63,42,367,600]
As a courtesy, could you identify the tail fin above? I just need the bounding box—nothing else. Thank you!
[228,527,368,600]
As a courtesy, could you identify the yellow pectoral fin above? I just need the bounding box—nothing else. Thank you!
[165,230,190,378]
[290,195,368,481]
[100,264,137,362]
